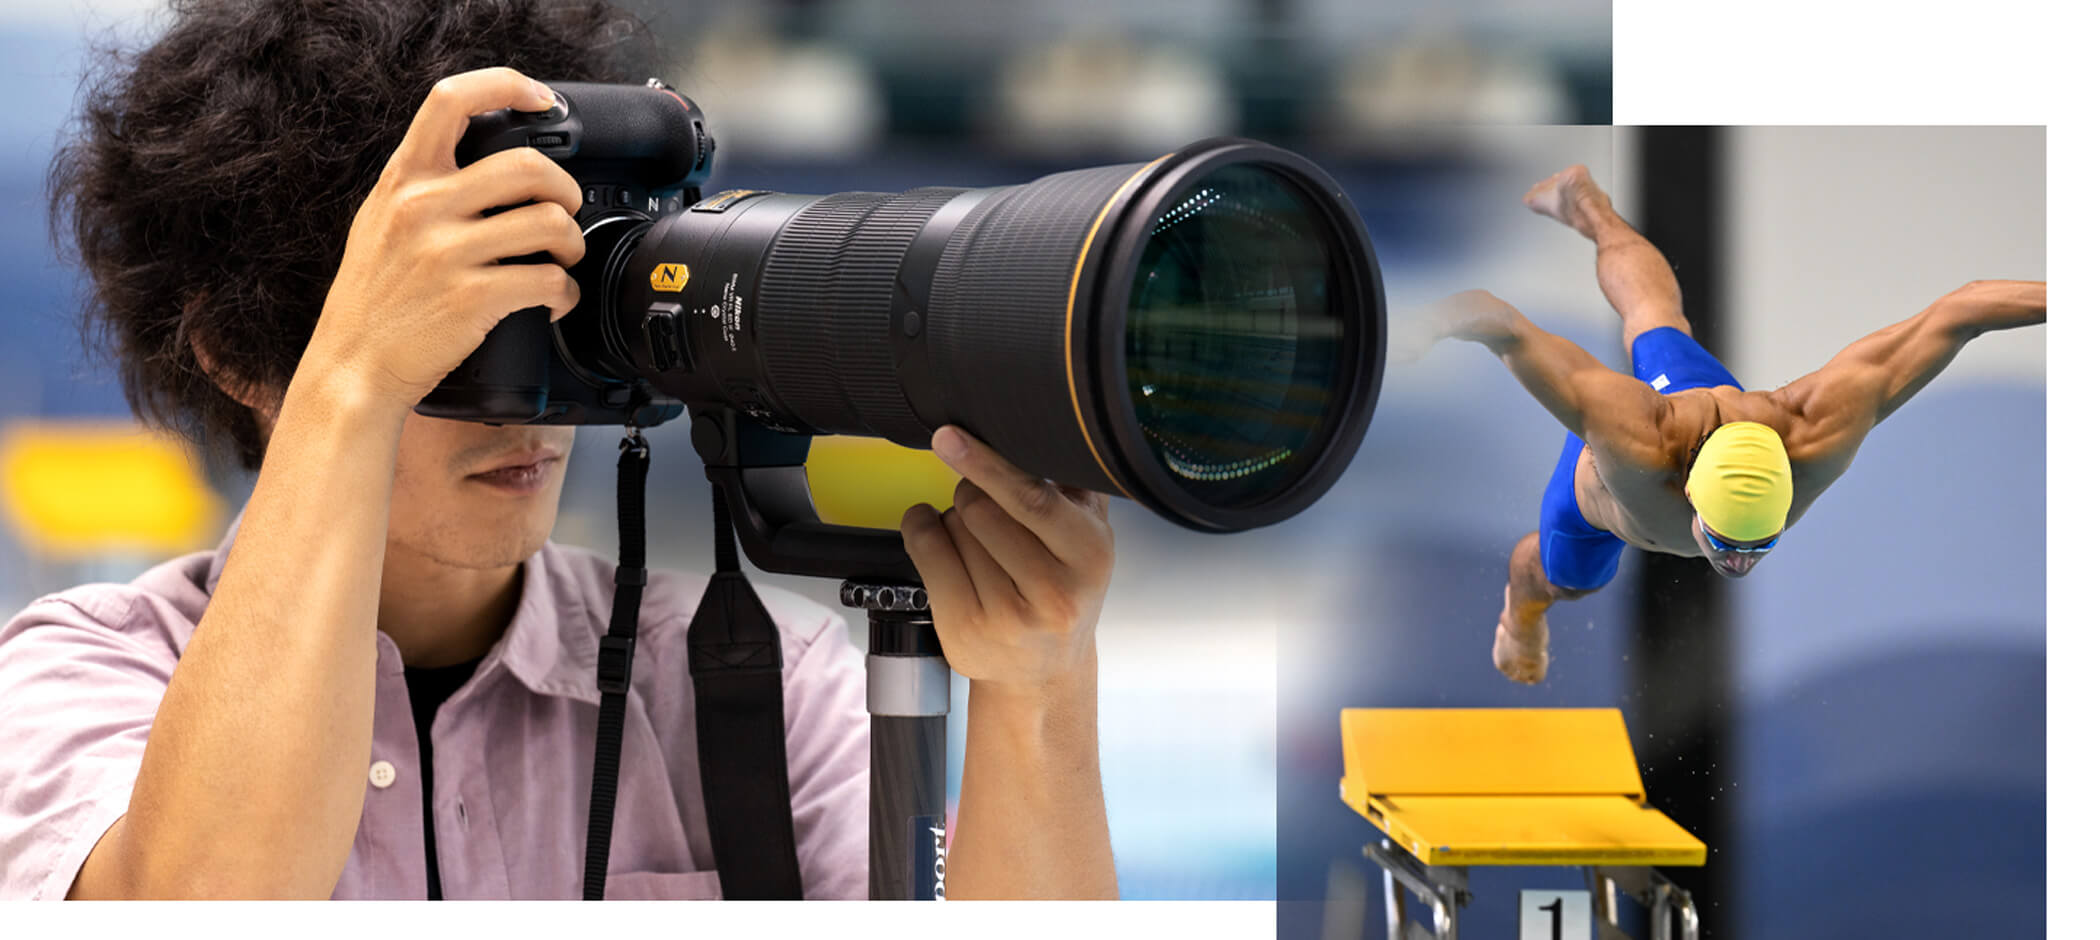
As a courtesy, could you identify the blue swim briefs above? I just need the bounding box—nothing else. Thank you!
[1535,326,1743,591]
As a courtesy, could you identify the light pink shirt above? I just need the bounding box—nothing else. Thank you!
[0,522,871,899]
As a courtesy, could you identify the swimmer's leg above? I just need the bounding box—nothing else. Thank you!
[1524,165,1694,358]
[1495,531,1601,684]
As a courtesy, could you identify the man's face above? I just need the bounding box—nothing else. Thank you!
[1689,512,1775,578]
[386,413,575,570]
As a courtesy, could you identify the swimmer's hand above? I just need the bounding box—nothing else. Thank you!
[1493,584,1550,684]
[1391,308,1444,364]
[1397,290,1525,363]
[1433,290,1525,346]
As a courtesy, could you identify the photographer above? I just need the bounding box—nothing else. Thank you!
[0,0,1115,900]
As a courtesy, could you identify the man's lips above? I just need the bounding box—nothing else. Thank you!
[468,446,562,476]
[466,448,563,493]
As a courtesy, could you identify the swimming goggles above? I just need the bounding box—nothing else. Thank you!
[1702,525,1779,554]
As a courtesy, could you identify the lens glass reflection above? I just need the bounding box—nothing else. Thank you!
[1124,163,1350,509]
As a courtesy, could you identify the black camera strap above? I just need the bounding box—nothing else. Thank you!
[684,482,805,899]
[582,428,650,900]
[581,427,804,900]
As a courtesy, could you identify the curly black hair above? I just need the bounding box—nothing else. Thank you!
[47,0,671,470]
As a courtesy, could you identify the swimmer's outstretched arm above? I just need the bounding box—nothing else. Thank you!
[1424,289,1675,468]
[1781,279,2046,451]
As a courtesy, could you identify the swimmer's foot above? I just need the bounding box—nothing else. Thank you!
[1493,584,1550,684]
[1523,165,1609,239]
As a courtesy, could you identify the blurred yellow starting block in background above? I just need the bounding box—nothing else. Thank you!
[1340,708,1705,940]
[0,421,224,560]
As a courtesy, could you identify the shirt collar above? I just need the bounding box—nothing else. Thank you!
[484,545,604,705]
[203,511,604,705]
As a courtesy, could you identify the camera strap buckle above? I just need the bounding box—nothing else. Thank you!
[595,635,635,695]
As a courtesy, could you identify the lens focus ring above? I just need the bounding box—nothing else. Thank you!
[756,189,957,439]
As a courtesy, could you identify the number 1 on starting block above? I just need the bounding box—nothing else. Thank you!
[1519,890,1592,940]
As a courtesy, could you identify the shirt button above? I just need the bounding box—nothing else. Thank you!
[368,760,397,789]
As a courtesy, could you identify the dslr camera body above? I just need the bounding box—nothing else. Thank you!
[418,77,706,430]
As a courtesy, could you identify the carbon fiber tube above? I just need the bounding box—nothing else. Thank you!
[869,715,946,900]
[862,610,948,901]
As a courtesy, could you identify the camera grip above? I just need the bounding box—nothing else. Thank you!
[416,248,556,422]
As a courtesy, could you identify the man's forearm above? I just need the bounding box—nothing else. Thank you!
[83,366,406,898]
[1434,293,1603,423]
[1932,279,2046,338]
[1488,315,1637,441]
[1800,280,2045,429]
[1417,290,1617,429]
[945,648,1117,900]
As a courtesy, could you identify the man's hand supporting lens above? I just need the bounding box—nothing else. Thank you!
[899,425,1119,900]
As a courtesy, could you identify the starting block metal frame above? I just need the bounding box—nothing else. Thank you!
[1341,709,1706,939]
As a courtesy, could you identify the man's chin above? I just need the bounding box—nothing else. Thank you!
[399,502,560,570]
[391,530,550,571]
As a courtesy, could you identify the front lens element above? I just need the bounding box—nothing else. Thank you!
[1123,163,1349,510]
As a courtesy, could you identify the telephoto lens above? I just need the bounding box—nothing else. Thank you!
[598,138,1385,533]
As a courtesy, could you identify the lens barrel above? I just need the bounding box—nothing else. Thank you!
[620,138,1384,533]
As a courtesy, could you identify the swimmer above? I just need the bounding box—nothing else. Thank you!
[1416,165,2045,684]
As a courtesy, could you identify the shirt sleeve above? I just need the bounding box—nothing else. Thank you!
[0,592,178,899]
[777,601,872,900]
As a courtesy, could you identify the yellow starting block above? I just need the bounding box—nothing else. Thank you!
[0,421,223,559]
[1340,708,1705,940]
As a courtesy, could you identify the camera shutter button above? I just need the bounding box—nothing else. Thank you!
[534,91,570,122]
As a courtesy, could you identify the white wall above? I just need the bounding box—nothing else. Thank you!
[1725,126,2045,387]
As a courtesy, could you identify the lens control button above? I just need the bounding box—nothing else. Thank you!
[644,302,692,373]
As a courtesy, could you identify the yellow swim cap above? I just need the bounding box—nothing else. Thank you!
[1686,421,1793,541]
